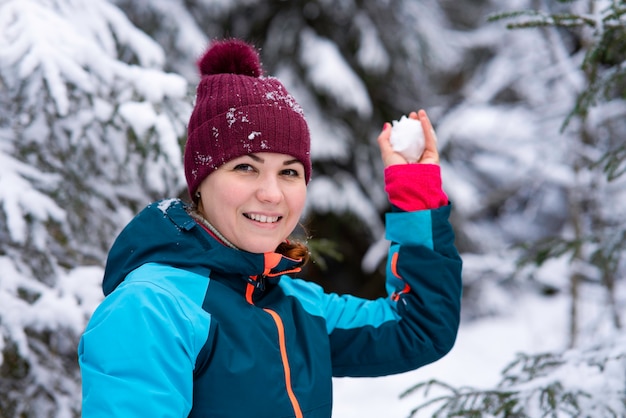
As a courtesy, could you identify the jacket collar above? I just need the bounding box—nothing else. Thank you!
[102,199,303,296]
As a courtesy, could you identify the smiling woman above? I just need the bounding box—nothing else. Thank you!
[78,39,463,418]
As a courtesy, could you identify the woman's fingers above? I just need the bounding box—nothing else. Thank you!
[377,123,408,167]
[417,109,440,165]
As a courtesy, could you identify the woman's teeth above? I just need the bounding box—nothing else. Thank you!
[246,214,280,223]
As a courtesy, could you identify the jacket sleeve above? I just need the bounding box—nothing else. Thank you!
[78,263,211,417]
[284,167,462,377]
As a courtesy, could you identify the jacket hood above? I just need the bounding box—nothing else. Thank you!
[102,199,302,296]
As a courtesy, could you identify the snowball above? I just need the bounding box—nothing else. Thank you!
[390,115,425,163]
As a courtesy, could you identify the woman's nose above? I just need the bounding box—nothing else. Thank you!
[255,177,282,203]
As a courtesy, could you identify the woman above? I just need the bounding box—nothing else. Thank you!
[78,39,462,417]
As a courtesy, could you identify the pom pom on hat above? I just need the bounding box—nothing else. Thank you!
[197,39,263,78]
[184,39,312,202]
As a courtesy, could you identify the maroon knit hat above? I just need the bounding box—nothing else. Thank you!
[184,39,311,202]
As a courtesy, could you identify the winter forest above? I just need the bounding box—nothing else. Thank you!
[1,0,625,416]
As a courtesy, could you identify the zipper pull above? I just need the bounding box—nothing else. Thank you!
[257,275,266,291]
[247,275,266,291]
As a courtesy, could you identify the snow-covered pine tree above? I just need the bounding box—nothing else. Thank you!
[402,334,626,417]
[0,0,190,415]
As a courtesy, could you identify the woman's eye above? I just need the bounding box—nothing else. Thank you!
[281,169,301,177]
[234,164,254,172]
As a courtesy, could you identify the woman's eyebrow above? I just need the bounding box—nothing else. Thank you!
[247,154,264,163]
[245,154,300,166]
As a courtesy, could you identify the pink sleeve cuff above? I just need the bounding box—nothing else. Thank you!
[384,164,448,211]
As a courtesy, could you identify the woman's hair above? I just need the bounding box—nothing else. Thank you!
[276,239,310,267]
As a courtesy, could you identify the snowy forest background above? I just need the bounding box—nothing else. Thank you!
[1,0,625,416]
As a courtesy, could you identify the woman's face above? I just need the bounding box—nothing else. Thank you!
[197,152,307,254]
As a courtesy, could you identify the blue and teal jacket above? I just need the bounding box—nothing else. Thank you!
[79,196,462,417]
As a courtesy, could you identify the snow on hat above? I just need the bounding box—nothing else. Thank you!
[184,39,311,202]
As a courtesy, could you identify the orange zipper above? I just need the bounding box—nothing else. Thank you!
[263,307,304,418]
[245,277,303,418]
